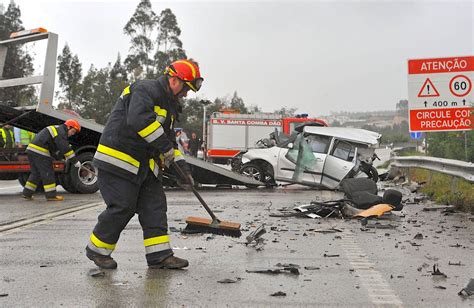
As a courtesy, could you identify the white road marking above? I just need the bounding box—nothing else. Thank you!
[0,201,103,236]
[339,231,403,307]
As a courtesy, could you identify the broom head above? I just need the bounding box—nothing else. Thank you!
[184,216,242,238]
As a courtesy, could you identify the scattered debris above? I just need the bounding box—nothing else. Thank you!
[304,266,320,270]
[217,278,241,284]
[323,253,340,258]
[246,225,266,244]
[423,205,454,212]
[448,261,463,266]
[448,243,463,248]
[246,267,300,275]
[354,204,394,218]
[275,263,300,269]
[313,228,343,234]
[172,246,190,250]
[88,269,105,278]
[414,233,424,240]
[434,286,447,290]
[417,263,430,272]
[169,227,181,233]
[270,291,286,297]
[431,264,447,278]
[39,263,54,268]
[458,279,474,297]
[363,222,397,229]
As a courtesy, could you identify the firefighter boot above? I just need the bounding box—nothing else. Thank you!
[22,195,34,200]
[86,246,118,269]
[148,255,189,269]
[47,195,64,201]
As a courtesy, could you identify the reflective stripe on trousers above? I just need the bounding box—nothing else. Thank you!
[144,235,171,254]
[87,232,116,256]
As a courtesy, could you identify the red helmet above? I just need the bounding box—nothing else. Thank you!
[164,59,203,92]
[64,119,81,132]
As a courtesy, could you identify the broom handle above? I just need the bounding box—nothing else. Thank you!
[172,160,219,221]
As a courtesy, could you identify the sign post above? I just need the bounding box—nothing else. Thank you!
[408,56,473,132]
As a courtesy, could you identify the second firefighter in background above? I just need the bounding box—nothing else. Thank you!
[86,59,203,269]
[22,120,81,201]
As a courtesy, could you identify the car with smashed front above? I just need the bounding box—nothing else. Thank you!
[237,126,381,189]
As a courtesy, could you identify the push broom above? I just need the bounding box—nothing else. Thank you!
[172,161,242,238]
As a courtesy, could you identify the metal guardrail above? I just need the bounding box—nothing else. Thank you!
[391,156,474,183]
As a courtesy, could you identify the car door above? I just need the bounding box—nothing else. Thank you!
[321,139,357,189]
[275,134,330,185]
[300,134,331,185]
[275,146,296,181]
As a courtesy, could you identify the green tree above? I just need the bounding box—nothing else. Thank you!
[427,131,473,162]
[79,65,112,124]
[78,56,129,125]
[123,0,157,79]
[153,8,186,75]
[274,106,297,117]
[57,44,82,111]
[0,2,35,107]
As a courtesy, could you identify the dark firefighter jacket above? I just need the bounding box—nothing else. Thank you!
[26,125,78,163]
[93,76,186,184]
[0,127,14,148]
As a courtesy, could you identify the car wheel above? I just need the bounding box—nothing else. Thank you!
[241,162,275,188]
[241,163,264,181]
[59,173,78,193]
[360,163,378,183]
[68,152,99,194]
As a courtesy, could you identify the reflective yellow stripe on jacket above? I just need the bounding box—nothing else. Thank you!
[137,120,164,143]
[154,106,167,124]
[94,144,140,175]
[27,143,51,157]
[149,158,159,178]
[47,126,58,138]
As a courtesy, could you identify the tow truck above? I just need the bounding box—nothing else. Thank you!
[0,28,262,191]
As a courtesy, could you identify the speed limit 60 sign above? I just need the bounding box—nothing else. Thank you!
[408,56,473,132]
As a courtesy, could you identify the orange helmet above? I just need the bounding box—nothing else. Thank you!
[64,119,81,132]
[164,59,203,92]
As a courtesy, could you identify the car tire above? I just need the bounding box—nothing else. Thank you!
[360,163,378,183]
[59,172,78,193]
[68,152,99,194]
[241,162,275,188]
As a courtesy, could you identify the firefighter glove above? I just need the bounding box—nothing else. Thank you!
[74,161,81,168]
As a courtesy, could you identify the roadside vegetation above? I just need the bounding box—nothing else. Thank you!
[408,168,474,212]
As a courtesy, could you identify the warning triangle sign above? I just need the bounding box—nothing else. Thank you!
[418,78,440,97]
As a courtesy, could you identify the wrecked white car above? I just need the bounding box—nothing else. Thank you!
[237,126,381,189]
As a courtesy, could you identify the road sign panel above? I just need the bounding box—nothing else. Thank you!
[410,132,422,139]
[408,56,473,132]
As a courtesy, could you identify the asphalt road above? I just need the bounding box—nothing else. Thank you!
[0,180,473,307]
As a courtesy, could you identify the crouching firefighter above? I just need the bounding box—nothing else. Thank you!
[86,59,203,270]
[22,119,81,201]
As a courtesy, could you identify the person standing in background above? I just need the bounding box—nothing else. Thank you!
[188,132,202,157]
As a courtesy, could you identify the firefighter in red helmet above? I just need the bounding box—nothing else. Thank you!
[86,59,203,270]
[22,119,81,201]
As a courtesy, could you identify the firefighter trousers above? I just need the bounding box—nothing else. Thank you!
[23,152,57,199]
[87,168,173,264]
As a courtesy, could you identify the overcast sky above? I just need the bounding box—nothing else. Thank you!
[6,0,474,116]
